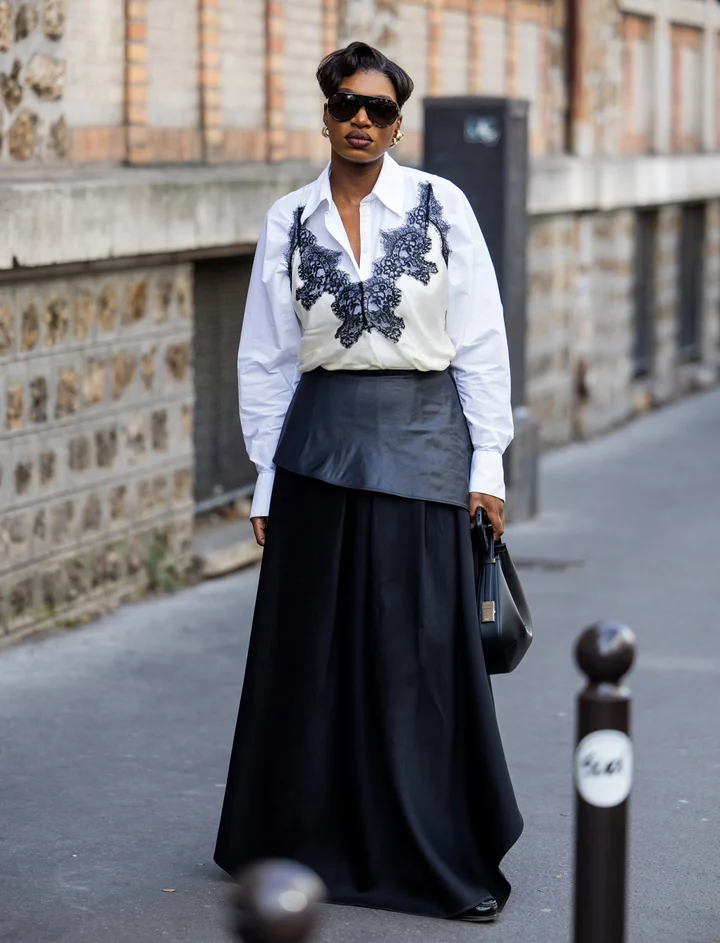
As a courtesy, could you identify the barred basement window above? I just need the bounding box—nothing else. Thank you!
[633,210,657,376]
[677,203,705,361]
[193,256,257,511]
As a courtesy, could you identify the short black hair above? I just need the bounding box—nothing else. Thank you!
[316,41,414,109]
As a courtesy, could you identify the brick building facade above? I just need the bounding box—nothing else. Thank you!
[1,0,719,639]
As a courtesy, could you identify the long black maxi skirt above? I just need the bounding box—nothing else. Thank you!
[214,466,523,919]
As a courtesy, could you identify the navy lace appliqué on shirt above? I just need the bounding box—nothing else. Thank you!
[286,182,451,349]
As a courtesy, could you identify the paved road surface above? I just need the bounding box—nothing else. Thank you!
[2,389,719,943]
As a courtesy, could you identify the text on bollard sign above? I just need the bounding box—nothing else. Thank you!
[574,729,633,808]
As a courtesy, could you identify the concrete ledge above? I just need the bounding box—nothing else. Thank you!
[619,0,720,28]
[530,153,720,216]
[3,153,720,272]
[0,162,324,271]
[199,539,263,579]
[192,516,263,579]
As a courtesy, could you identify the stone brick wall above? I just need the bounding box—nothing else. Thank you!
[544,0,567,155]
[5,0,718,168]
[439,8,469,95]
[670,25,703,152]
[515,18,542,146]
[478,13,507,96]
[621,15,652,154]
[717,34,720,150]
[64,0,123,128]
[0,0,575,166]
[220,0,265,131]
[395,1,428,163]
[651,205,681,404]
[284,0,326,162]
[0,0,68,163]
[391,0,564,161]
[703,201,720,363]
[285,0,323,130]
[526,201,720,447]
[142,0,202,162]
[526,214,576,446]
[266,0,285,162]
[571,0,623,156]
[579,211,636,439]
[0,264,195,640]
[146,0,199,129]
[339,0,400,50]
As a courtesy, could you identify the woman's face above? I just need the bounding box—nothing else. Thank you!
[323,70,402,165]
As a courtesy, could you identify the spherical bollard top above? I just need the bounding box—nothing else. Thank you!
[232,860,327,943]
[575,621,636,684]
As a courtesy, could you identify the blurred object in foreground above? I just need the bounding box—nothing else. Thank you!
[232,860,327,943]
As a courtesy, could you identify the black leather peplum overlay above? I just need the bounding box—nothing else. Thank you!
[274,367,473,509]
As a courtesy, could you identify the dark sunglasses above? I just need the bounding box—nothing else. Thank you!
[325,91,400,129]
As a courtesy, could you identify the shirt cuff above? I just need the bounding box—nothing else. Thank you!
[250,469,276,518]
[469,450,506,502]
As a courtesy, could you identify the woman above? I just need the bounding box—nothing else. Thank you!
[214,41,523,923]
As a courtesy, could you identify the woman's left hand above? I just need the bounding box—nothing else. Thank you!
[469,492,505,539]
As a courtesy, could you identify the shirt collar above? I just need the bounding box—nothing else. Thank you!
[301,163,333,223]
[301,154,406,223]
[371,154,406,217]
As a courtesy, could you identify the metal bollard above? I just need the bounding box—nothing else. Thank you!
[573,621,636,943]
[231,860,327,943]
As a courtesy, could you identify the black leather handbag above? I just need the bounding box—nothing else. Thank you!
[473,509,533,674]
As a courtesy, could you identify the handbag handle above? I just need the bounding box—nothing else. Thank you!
[475,508,496,564]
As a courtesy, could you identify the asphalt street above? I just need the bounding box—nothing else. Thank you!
[2,388,719,943]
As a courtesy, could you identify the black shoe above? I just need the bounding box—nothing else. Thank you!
[456,897,499,922]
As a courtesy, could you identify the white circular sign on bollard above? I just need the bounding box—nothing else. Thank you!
[574,729,633,808]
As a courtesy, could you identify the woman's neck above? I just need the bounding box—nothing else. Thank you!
[329,154,385,207]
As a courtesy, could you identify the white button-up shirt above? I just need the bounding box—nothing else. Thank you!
[239,154,513,518]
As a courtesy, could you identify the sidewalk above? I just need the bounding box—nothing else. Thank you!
[1,388,719,943]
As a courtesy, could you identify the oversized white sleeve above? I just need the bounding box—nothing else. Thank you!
[445,189,514,502]
[238,211,302,518]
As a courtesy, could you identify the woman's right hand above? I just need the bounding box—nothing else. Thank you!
[251,516,268,547]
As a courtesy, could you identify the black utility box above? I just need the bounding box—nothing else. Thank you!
[423,96,538,520]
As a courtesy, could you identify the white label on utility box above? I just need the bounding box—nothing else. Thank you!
[464,116,502,146]
[574,730,633,808]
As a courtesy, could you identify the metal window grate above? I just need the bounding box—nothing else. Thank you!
[633,210,657,376]
[677,204,705,361]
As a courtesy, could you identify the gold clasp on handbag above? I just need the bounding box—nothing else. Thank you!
[482,601,496,623]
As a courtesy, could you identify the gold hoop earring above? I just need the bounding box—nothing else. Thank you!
[389,130,404,148]
[322,126,330,138]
